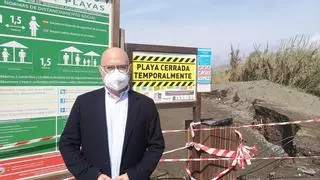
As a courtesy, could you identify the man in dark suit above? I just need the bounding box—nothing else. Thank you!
[59,48,165,180]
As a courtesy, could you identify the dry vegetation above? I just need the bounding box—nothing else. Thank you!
[228,35,320,96]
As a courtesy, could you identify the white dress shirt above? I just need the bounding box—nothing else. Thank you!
[105,87,129,179]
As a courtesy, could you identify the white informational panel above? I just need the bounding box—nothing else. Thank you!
[197,48,212,92]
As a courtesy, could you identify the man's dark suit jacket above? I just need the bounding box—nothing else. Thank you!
[59,88,165,180]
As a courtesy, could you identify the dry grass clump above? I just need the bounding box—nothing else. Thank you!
[229,35,320,96]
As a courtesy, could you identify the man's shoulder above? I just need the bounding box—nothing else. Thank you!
[77,87,104,101]
[130,90,155,104]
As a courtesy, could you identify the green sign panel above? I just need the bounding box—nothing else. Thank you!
[0,0,111,158]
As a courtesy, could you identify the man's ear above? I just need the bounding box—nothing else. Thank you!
[99,66,105,77]
[128,64,132,74]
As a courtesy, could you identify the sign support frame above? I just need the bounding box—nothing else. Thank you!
[126,43,201,121]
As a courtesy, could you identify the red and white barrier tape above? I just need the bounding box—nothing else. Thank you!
[1,118,319,151]
[160,155,320,162]
[0,135,60,150]
[185,167,196,180]
[186,142,237,158]
[162,130,256,179]
[190,122,202,137]
[238,118,320,128]
[163,146,189,155]
[162,118,320,134]
[185,130,256,180]
[233,130,257,168]
[163,137,247,157]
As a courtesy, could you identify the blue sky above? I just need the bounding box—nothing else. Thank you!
[120,0,320,66]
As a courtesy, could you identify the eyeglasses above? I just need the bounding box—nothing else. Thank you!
[101,64,130,73]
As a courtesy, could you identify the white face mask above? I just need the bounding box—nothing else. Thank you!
[103,69,129,91]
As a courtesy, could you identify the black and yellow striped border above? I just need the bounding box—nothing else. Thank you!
[133,55,195,63]
[132,81,195,87]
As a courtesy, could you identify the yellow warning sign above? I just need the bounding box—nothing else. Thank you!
[131,51,197,103]
[133,63,195,80]
[132,53,196,88]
